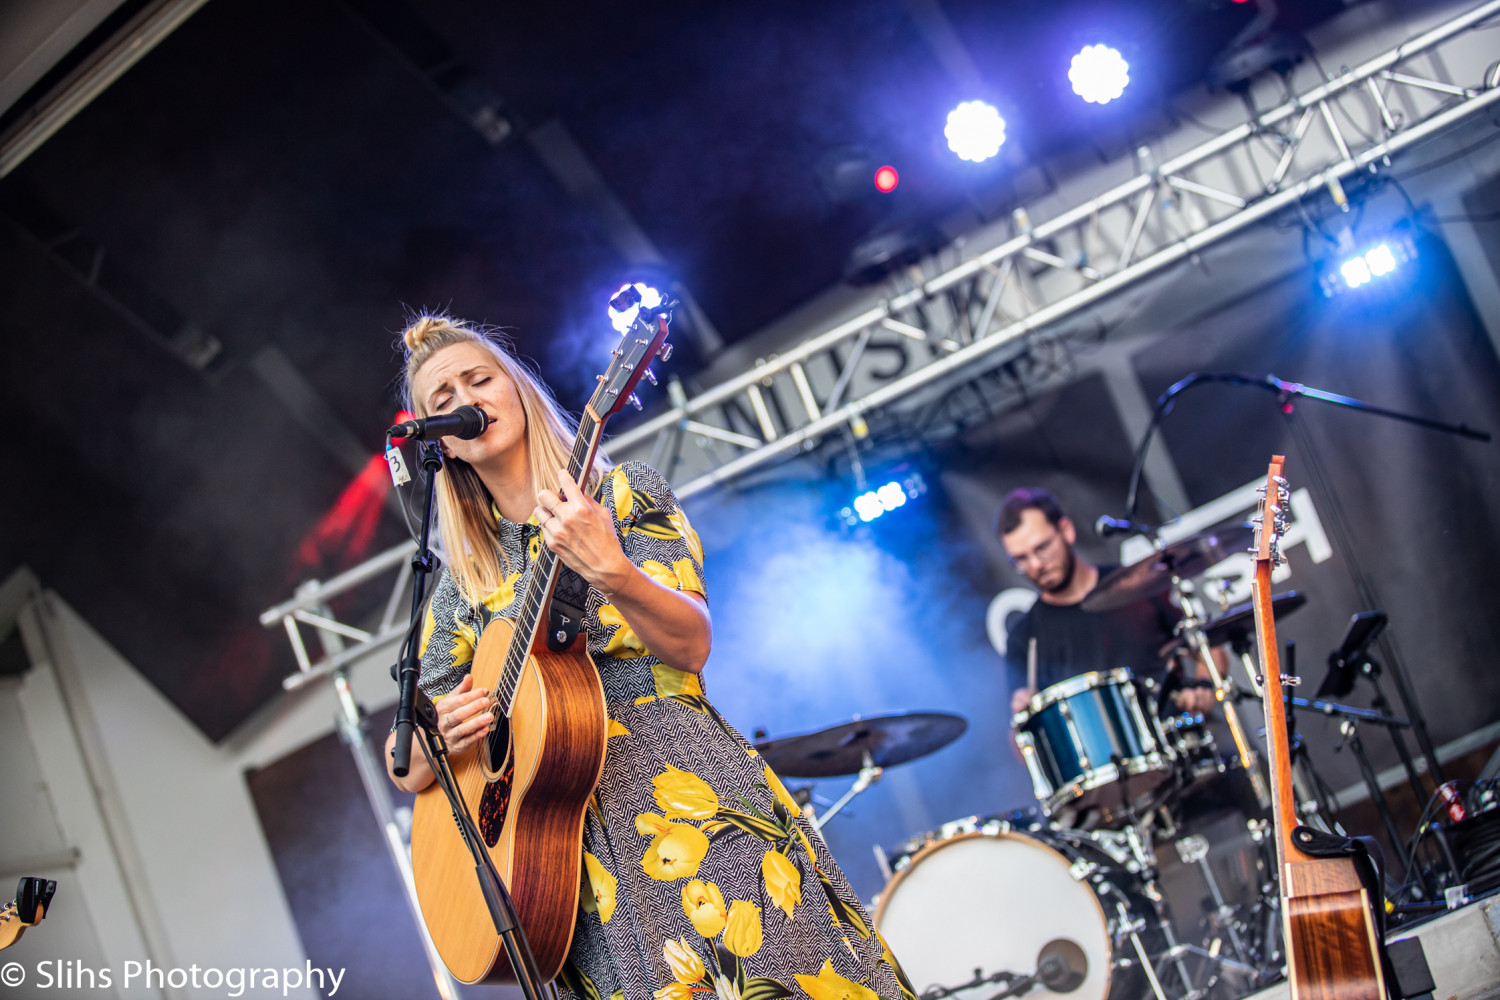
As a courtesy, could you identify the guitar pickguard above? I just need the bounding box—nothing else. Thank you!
[479,756,515,849]
[479,713,515,848]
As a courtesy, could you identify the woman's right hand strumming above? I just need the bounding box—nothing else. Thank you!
[434,674,495,755]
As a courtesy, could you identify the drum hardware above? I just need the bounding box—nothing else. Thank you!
[1169,574,1272,812]
[1172,834,1254,974]
[909,939,1090,1000]
[752,710,967,830]
[810,751,881,832]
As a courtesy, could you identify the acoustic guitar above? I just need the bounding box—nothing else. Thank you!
[0,877,56,951]
[410,302,673,984]
[1251,456,1384,1000]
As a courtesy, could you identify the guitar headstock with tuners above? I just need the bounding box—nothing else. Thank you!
[1254,456,1290,568]
[0,877,56,952]
[588,287,674,422]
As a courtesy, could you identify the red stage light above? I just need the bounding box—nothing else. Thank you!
[874,165,899,193]
[393,409,415,426]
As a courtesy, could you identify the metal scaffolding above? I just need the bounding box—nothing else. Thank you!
[605,0,1500,499]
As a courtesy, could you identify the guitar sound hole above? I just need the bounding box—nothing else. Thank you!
[483,712,510,778]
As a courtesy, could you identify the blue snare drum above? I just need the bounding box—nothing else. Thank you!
[1013,669,1174,820]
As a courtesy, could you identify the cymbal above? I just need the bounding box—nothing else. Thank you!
[1159,590,1307,656]
[752,711,968,778]
[1082,523,1256,612]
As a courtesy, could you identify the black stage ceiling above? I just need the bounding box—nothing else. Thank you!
[0,0,1379,738]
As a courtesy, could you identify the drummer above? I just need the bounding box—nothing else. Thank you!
[999,488,1217,717]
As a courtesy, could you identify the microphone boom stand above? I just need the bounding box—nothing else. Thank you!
[1124,372,1489,801]
[389,441,550,1000]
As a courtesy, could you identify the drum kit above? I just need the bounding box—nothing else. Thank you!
[752,524,1375,1000]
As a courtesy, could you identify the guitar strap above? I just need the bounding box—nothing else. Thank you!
[547,566,590,652]
[543,475,614,653]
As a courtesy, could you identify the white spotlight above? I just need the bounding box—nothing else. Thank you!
[1069,45,1130,104]
[608,282,664,333]
[945,100,1007,163]
[1339,257,1373,289]
[1365,243,1397,277]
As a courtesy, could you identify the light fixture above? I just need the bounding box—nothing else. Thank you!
[1069,45,1130,104]
[945,101,1006,163]
[839,471,928,525]
[874,165,899,193]
[1319,232,1416,297]
[608,282,664,332]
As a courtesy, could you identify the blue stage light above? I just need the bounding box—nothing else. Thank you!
[1319,232,1416,297]
[840,471,928,525]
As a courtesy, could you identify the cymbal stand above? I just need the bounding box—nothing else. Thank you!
[1172,577,1270,810]
[809,752,882,832]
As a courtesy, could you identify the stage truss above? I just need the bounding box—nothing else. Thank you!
[606,0,1500,499]
[260,1,1500,688]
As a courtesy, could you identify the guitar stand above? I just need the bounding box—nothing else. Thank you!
[414,712,553,1000]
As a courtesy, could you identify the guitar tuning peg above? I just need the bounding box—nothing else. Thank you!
[659,342,673,362]
[628,393,643,411]
[642,367,658,386]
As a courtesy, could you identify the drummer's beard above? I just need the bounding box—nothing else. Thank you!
[1039,547,1078,595]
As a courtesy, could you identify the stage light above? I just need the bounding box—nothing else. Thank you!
[945,101,1006,163]
[608,282,664,333]
[1069,45,1130,104]
[874,165,899,193]
[839,471,928,525]
[1319,232,1417,297]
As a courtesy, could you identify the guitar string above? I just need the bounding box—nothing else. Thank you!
[492,412,601,714]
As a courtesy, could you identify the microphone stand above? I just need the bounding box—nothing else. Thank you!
[388,441,549,1000]
[1123,372,1490,797]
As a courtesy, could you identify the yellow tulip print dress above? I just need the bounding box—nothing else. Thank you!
[417,461,915,1000]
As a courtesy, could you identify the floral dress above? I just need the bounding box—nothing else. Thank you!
[417,461,915,1000]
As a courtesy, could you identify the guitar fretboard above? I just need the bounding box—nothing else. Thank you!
[494,409,604,713]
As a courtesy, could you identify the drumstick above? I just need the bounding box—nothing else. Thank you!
[1026,637,1038,694]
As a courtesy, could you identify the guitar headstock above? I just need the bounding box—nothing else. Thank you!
[590,286,675,420]
[1254,455,1289,566]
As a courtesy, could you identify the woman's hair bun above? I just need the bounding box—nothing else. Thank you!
[403,315,449,353]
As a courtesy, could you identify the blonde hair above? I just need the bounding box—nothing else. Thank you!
[400,312,610,604]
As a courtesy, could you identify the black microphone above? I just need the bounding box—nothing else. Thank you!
[1094,514,1146,539]
[388,405,489,441]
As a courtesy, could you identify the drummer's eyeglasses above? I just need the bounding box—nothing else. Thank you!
[1009,531,1064,569]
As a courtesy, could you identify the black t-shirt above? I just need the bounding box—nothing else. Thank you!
[1003,566,1179,698]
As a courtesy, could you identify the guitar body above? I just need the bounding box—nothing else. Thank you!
[411,616,608,984]
[1282,858,1384,1000]
[1252,456,1384,1000]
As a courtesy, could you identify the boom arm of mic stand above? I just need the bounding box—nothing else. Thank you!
[1123,371,1491,523]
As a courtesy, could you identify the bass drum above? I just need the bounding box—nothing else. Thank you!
[873,827,1161,1000]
